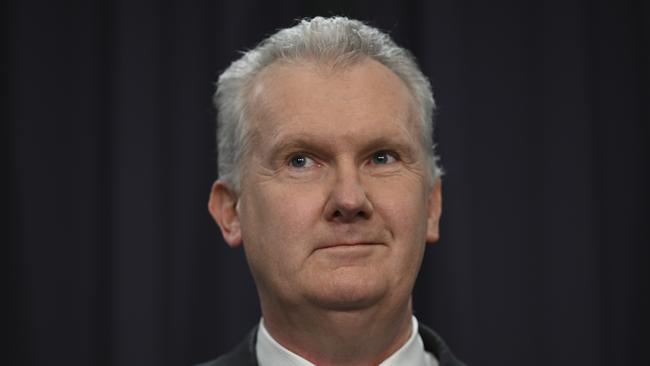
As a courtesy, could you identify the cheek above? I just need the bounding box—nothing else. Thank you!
[239,184,324,262]
[258,184,322,225]
[373,181,429,237]
[372,182,429,267]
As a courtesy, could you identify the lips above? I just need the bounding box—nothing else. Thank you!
[315,242,382,251]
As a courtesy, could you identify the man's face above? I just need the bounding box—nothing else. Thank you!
[212,58,441,313]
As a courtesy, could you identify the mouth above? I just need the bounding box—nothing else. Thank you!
[315,242,382,251]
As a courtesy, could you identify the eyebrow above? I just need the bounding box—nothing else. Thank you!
[266,134,331,161]
[266,130,419,163]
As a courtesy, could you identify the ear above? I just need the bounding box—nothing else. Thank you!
[208,180,243,248]
[426,179,442,244]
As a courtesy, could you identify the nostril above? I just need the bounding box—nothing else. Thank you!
[332,208,368,221]
[324,178,374,222]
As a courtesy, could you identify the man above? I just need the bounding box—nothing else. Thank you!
[201,16,465,366]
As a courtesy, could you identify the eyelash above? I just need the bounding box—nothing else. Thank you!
[288,153,316,168]
[370,150,398,165]
[286,150,399,169]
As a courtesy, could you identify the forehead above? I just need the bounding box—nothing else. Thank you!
[246,58,419,142]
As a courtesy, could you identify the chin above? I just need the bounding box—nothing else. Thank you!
[304,272,388,311]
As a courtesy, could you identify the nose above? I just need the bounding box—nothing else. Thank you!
[323,163,374,223]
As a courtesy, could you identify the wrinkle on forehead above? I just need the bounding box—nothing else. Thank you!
[246,58,421,138]
[266,120,419,158]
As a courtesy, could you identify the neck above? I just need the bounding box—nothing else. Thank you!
[261,297,414,366]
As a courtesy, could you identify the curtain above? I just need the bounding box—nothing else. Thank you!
[7,0,648,365]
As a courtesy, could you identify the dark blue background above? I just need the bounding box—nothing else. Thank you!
[6,0,649,365]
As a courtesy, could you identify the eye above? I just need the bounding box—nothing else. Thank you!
[289,153,315,168]
[370,151,397,165]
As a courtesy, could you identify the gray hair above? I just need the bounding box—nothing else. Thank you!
[214,16,441,192]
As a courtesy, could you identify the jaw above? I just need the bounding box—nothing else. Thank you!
[259,290,415,366]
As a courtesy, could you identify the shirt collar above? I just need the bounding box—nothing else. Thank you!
[255,316,438,366]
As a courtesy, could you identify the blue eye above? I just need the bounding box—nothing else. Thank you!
[371,151,396,165]
[289,154,313,168]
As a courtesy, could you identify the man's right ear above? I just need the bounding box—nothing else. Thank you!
[208,180,243,248]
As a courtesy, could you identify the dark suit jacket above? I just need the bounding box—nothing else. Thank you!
[196,323,466,366]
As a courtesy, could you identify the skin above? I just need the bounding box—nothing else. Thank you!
[209,58,442,366]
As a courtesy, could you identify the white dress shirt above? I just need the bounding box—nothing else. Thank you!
[256,316,438,366]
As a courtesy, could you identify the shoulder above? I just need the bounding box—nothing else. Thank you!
[193,327,259,366]
[418,323,468,366]
[195,323,466,366]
